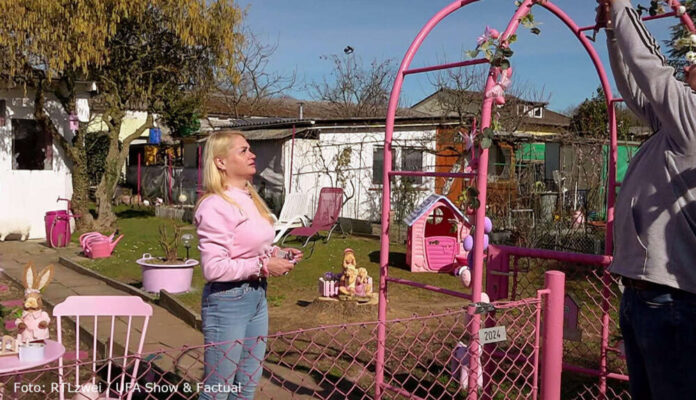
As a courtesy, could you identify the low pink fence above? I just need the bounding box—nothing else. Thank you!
[0,273,563,400]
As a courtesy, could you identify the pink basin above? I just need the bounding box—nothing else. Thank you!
[137,253,198,294]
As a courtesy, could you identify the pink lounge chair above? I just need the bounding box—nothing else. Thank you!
[281,187,344,247]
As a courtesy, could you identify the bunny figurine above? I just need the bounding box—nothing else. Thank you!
[16,262,54,343]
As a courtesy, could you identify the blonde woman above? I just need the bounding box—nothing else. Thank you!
[195,130,302,399]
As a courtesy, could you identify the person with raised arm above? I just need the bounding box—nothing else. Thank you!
[598,1,696,398]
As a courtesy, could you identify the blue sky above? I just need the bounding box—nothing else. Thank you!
[236,0,678,113]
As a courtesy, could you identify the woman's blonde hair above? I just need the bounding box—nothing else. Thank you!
[196,129,274,224]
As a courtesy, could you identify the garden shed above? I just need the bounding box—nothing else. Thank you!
[404,194,471,273]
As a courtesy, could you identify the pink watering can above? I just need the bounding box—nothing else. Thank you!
[79,231,124,259]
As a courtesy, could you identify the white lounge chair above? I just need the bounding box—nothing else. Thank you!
[272,192,311,243]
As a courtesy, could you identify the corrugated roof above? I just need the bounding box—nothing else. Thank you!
[411,89,570,129]
[196,127,318,142]
[205,95,426,119]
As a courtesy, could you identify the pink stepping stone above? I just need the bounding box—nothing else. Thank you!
[4,320,15,330]
[0,285,8,292]
[0,299,23,308]
[62,350,88,361]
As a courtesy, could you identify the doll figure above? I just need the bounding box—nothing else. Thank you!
[354,267,372,297]
[342,248,357,270]
[339,267,357,296]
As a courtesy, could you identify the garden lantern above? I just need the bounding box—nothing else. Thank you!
[181,233,194,260]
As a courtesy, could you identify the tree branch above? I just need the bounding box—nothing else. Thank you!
[122,113,154,147]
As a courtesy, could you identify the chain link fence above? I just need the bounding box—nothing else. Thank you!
[0,292,557,400]
[485,245,630,400]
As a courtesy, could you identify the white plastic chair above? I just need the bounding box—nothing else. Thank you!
[53,296,152,400]
[272,192,311,243]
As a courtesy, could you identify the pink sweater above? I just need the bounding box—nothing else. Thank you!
[194,187,275,282]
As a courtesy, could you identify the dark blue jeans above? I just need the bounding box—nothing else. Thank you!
[620,284,696,399]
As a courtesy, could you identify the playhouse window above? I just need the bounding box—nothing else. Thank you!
[372,146,395,184]
[401,148,423,184]
[426,207,445,225]
[12,119,52,170]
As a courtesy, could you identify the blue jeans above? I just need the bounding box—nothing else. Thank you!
[200,281,268,400]
[620,284,696,400]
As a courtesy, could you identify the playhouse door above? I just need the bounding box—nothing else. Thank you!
[425,236,457,272]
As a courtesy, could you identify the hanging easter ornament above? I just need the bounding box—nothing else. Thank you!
[484,217,493,233]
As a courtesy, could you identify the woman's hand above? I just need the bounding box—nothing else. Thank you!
[283,247,304,263]
[266,257,295,277]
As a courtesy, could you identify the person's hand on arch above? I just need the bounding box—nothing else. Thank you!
[595,0,613,30]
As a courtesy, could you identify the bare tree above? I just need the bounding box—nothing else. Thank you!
[425,59,550,197]
[428,64,488,125]
[311,54,396,117]
[216,28,296,118]
[428,62,549,133]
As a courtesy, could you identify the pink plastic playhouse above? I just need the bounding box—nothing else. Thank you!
[405,194,471,273]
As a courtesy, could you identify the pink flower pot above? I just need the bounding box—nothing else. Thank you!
[137,253,198,294]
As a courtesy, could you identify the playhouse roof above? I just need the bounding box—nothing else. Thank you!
[403,194,470,227]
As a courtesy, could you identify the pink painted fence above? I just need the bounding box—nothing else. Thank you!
[0,273,562,400]
[486,245,629,399]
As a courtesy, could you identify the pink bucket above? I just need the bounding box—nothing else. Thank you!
[44,210,71,248]
[137,253,198,294]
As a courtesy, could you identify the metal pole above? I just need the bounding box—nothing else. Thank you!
[541,270,565,400]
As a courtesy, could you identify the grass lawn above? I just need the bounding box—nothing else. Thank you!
[75,205,471,330]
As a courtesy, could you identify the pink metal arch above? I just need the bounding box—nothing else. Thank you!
[378,0,696,399]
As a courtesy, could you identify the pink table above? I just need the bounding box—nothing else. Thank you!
[0,340,65,399]
[0,340,65,374]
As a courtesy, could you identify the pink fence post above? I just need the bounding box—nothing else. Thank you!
[197,144,202,196]
[541,270,565,400]
[168,153,173,205]
[137,153,141,199]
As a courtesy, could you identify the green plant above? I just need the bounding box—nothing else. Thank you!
[533,181,546,193]
[457,186,481,212]
[465,27,516,70]
[667,0,696,75]
[514,0,548,35]
[636,0,668,16]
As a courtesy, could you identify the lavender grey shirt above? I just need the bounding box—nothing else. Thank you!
[607,0,696,293]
